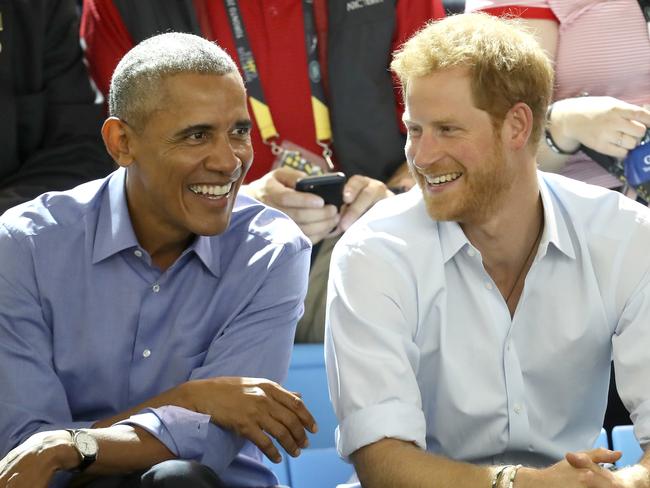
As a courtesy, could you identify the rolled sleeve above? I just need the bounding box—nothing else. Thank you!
[337,402,427,458]
[326,232,425,459]
[613,269,650,447]
[116,406,213,460]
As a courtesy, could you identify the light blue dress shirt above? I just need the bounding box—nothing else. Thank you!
[326,172,650,471]
[0,168,311,487]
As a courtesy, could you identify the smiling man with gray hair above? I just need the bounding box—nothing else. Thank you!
[0,32,314,487]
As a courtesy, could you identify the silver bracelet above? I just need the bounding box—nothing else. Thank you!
[508,464,523,488]
[544,103,579,155]
[491,465,510,488]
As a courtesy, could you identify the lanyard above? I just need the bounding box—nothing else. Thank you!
[223,0,333,159]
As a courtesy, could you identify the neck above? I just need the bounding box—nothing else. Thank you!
[462,170,543,316]
[462,167,541,268]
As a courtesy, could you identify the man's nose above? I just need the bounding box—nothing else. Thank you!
[411,133,445,171]
[205,136,243,176]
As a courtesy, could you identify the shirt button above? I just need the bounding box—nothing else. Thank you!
[467,248,475,257]
[514,404,522,414]
[142,349,151,358]
[134,249,143,258]
[485,282,493,290]
[152,283,160,293]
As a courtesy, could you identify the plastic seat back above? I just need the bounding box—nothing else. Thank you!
[612,425,643,467]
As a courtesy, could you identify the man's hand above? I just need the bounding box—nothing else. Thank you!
[243,167,339,244]
[0,430,78,488]
[181,377,318,463]
[517,448,625,488]
[338,175,393,232]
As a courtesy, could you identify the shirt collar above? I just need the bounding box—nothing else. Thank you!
[538,171,576,260]
[92,168,140,264]
[435,171,577,263]
[190,234,221,278]
[438,219,470,264]
[92,168,223,277]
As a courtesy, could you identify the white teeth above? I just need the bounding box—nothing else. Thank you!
[189,183,232,197]
[425,172,462,185]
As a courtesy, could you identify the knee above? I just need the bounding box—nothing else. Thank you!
[141,460,224,488]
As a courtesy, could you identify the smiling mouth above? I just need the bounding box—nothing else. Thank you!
[424,172,462,185]
[189,183,233,199]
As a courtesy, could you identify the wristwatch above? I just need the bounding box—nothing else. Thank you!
[66,429,98,471]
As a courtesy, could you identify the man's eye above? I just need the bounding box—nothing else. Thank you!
[439,126,455,134]
[232,127,252,137]
[406,126,422,137]
[188,132,207,142]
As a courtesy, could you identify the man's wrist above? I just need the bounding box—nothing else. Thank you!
[508,466,539,488]
[172,381,198,412]
[44,430,83,472]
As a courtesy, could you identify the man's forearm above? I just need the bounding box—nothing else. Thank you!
[92,383,190,428]
[57,425,175,475]
[353,438,492,488]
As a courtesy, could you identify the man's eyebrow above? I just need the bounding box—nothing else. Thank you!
[233,119,253,130]
[402,116,458,126]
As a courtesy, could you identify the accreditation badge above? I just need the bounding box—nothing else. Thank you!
[272,140,330,176]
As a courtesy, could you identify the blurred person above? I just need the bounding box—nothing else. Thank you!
[326,13,650,488]
[465,0,650,189]
[80,0,445,342]
[0,33,315,488]
[0,0,113,213]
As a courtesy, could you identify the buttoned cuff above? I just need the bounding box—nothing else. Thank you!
[116,405,210,460]
[336,402,427,459]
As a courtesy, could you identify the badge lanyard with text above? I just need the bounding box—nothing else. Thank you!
[223,0,334,176]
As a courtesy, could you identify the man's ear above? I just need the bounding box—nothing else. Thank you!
[101,117,136,168]
[502,102,534,151]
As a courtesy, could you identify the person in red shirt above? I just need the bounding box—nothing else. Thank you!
[81,0,445,341]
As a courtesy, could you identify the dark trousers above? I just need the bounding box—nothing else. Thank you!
[72,460,225,488]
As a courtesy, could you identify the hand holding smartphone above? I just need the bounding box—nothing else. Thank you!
[295,172,346,209]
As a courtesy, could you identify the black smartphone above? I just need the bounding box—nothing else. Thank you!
[295,172,346,208]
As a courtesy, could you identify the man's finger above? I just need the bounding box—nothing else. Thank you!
[566,451,595,470]
[262,415,302,456]
[266,385,318,434]
[269,405,310,449]
[342,176,368,204]
[275,187,326,209]
[273,167,310,187]
[288,206,337,226]
[245,428,282,464]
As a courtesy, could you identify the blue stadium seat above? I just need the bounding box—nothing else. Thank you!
[594,428,609,449]
[284,344,338,449]
[612,425,643,468]
[288,447,355,488]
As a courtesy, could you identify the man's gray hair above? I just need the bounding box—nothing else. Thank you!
[108,32,240,129]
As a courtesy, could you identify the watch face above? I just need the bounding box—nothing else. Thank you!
[75,431,98,457]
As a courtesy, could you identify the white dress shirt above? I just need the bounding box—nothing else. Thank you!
[325,171,650,467]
